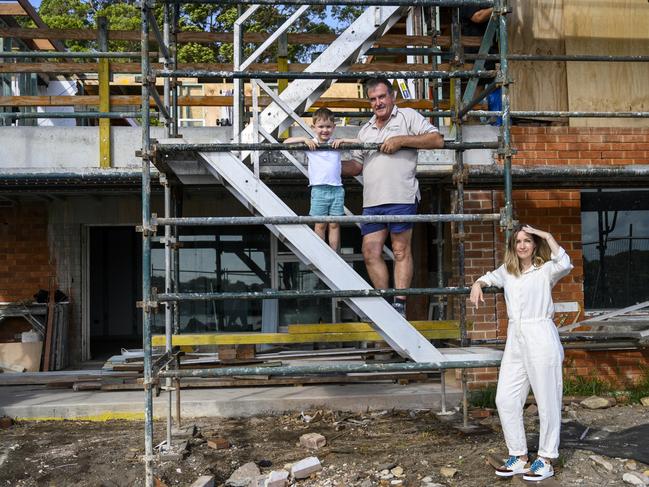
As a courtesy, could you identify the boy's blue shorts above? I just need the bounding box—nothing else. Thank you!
[361,202,418,235]
[309,185,345,217]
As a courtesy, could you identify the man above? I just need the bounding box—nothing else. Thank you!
[342,78,444,317]
[461,7,496,81]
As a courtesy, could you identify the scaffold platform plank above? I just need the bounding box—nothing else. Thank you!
[152,320,461,347]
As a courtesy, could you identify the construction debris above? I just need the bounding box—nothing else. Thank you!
[207,437,231,450]
[172,425,198,439]
[440,466,457,478]
[290,456,322,479]
[225,462,261,487]
[622,471,649,486]
[590,454,614,472]
[581,396,616,409]
[263,470,289,487]
[189,475,215,487]
[298,432,326,450]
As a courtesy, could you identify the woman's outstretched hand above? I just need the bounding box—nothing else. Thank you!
[470,282,485,310]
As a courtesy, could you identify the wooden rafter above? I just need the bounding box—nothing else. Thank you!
[0,26,481,48]
[0,60,452,74]
[0,94,452,110]
[0,3,27,16]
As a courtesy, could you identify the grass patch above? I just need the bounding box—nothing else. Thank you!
[563,374,612,397]
[469,367,649,407]
[469,385,497,409]
[623,366,649,404]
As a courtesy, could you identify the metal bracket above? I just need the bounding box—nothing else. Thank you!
[136,223,157,236]
[160,236,177,245]
[136,298,159,312]
[499,207,517,231]
[452,165,469,185]
[139,213,158,236]
[136,149,153,162]
[493,3,512,15]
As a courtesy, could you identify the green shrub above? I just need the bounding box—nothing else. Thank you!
[469,385,497,409]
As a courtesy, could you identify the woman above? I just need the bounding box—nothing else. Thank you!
[470,224,573,482]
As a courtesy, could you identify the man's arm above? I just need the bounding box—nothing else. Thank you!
[470,7,493,24]
[380,131,444,154]
[341,160,363,177]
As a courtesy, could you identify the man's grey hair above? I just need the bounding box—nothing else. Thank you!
[364,77,394,96]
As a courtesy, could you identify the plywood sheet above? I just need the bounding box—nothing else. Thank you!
[564,0,649,127]
[0,341,43,372]
[508,0,568,112]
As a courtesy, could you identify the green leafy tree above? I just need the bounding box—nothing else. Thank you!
[38,1,351,64]
[39,0,140,53]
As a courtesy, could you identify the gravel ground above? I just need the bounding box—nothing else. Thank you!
[0,403,648,486]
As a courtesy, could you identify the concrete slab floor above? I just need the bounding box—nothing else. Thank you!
[0,382,463,420]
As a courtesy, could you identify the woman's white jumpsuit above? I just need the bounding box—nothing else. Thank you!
[477,247,573,459]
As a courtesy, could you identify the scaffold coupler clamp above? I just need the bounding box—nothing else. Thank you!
[138,213,157,237]
[137,292,159,313]
[494,0,512,15]
[452,164,469,185]
[500,208,517,232]
[497,140,516,158]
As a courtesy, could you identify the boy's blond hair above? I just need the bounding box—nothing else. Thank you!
[311,107,336,125]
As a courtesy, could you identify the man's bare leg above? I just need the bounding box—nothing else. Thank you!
[362,229,389,289]
[327,223,340,252]
[390,228,413,300]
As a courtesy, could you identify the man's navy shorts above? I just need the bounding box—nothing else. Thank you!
[361,202,418,236]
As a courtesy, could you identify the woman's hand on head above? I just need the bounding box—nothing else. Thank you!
[522,225,550,240]
[469,282,485,310]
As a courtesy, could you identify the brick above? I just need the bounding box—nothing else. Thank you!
[207,437,231,450]
[299,433,326,450]
[291,457,322,479]
[264,470,289,487]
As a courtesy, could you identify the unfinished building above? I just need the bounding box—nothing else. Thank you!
[1,0,649,483]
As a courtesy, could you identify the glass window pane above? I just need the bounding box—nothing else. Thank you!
[152,225,270,332]
[581,189,649,309]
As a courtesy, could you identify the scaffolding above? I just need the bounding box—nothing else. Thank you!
[2,1,649,485]
[130,0,649,484]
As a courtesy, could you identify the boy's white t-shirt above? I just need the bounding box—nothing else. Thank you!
[306,139,343,187]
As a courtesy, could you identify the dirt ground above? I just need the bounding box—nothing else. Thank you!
[0,403,648,487]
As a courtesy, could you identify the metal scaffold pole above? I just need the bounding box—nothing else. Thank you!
[140,1,154,485]
[449,4,471,431]
[497,0,513,237]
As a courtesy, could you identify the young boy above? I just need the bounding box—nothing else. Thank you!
[284,107,357,251]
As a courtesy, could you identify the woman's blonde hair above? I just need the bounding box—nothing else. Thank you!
[504,224,552,276]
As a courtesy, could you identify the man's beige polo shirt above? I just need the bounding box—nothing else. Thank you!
[351,106,439,208]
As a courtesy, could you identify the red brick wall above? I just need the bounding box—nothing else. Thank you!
[512,126,649,166]
[564,349,649,386]
[458,127,649,389]
[0,203,55,302]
